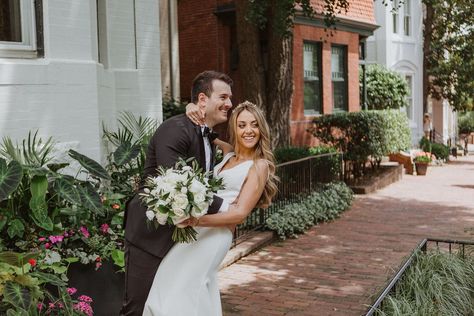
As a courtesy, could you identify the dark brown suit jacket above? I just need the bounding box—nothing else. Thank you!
[123,114,223,258]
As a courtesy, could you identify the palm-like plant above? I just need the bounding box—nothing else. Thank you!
[102,112,158,197]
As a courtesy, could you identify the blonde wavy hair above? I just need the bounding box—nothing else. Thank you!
[228,101,279,208]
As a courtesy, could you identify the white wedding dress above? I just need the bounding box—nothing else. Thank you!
[143,152,253,316]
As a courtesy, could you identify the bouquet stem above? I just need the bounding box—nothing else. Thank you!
[172,226,198,243]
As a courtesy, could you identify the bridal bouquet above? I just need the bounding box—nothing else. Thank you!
[139,158,223,243]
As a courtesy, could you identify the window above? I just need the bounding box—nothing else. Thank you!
[303,42,322,115]
[0,0,38,58]
[392,0,399,34]
[331,45,347,112]
[405,75,413,120]
[404,0,411,36]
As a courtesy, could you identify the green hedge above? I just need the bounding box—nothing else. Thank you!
[265,182,353,239]
[310,110,411,177]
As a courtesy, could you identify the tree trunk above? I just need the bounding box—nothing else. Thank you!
[422,2,434,114]
[234,0,267,108]
[265,6,293,149]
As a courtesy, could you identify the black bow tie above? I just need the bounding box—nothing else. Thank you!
[203,127,219,142]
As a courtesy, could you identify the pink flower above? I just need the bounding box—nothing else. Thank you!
[112,203,120,209]
[78,295,93,303]
[49,235,64,244]
[67,287,77,295]
[57,302,64,309]
[100,223,109,234]
[73,302,93,316]
[80,226,90,238]
[37,303,44,311]
[49,302,55,309]
[44,243,51,249]
[38,237,46,242]
[95,262,102,270]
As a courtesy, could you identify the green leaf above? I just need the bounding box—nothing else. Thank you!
[29,175,53,231]
[46,162,69,172]
[111,249,125,268]
[78,183,104,216]
[53,178,80,204]
[3,282,32,311]
[68,149,111,180]
[114,142,141,166]
[48,263,67,274]
[29,271,67,286]
[7,308,29,316]
[0,251,39,266]
[0,158,23,201]
[7,219,24,238]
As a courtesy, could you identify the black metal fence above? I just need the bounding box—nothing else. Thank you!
[232,152,344,245]
[365,238,474,315]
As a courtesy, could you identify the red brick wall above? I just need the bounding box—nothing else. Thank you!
[291,24,361,147]
[309,0,376,24]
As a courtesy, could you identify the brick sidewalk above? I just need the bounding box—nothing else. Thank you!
[218,156,474,315]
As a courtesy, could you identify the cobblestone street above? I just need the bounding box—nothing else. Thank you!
[219,155,474,315]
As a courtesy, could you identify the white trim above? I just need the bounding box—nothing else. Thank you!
[0,0,37,58]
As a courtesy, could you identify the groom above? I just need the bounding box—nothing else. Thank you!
[120,70,233,315]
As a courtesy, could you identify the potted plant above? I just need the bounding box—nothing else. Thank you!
[413,152,432,175]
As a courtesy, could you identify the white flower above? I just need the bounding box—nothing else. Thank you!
[155,212,168,225]
[173,207,185,218]
[145,210,155,221]
[191,202,209,217]
[171,193,189,211]
[172,214,189,225]
[194,192,206,203]
[43,250,61,265]
[144,188,150,194]
[190,179,207,195]
[180,187,188,194]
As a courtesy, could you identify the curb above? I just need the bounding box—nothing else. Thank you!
[219,231,275,270]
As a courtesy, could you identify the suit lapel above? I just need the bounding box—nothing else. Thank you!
[195,125,206,170]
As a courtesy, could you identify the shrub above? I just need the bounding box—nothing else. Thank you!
[458,111,474,134]
[265,182,353,239]
[162,97,187,121]
[309,110,411,179]
[274,147,310,164]
[362,65,409,110]
[430,143,449,161]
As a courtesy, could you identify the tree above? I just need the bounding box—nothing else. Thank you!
[363,65,409,110]
[423,0,474,112]
[235,0,349,148]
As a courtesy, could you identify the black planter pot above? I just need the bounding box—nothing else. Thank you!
[67,261,124,315]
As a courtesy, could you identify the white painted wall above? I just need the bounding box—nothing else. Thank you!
[366,0,424,145]
[0,0,162,162]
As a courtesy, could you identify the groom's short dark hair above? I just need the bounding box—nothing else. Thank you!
[191,71,233,103]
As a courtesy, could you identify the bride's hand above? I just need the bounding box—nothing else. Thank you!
[186,103,205,125]
[177,217,199,227]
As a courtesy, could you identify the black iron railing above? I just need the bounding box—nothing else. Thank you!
[365,238,474,316]
[232,152,344,245]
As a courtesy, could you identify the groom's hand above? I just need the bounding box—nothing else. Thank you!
[186,103,205,125]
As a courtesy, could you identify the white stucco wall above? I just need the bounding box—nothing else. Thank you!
[0,0,162,162]
[366,0,424,145]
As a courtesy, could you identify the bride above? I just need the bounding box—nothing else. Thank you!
[142,101,278,316]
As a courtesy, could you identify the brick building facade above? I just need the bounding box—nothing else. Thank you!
[177,0,377,146]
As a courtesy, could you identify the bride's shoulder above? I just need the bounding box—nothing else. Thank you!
[251,159,270,174]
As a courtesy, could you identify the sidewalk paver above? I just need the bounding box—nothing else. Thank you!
[218,156,474,315]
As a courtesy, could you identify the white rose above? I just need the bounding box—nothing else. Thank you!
[194,192,206,203]
[190,179,207,195]
[156,212,168,225]
[173,207,185,218]
[143,188,150,194]
[180,187,188,194]
[191,202,209,217]
[145,210,155,221]
[172,214,189,225]
[171,193,189,211]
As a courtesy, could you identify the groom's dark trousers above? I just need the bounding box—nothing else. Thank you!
[119,115,223,315]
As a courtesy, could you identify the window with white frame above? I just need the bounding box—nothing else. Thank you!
[331,45,348,112]
[303,42,322,115]
[404,0,411,36]
[405,75,413,120]
[0,0,38,58]
[392,0,399,34]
